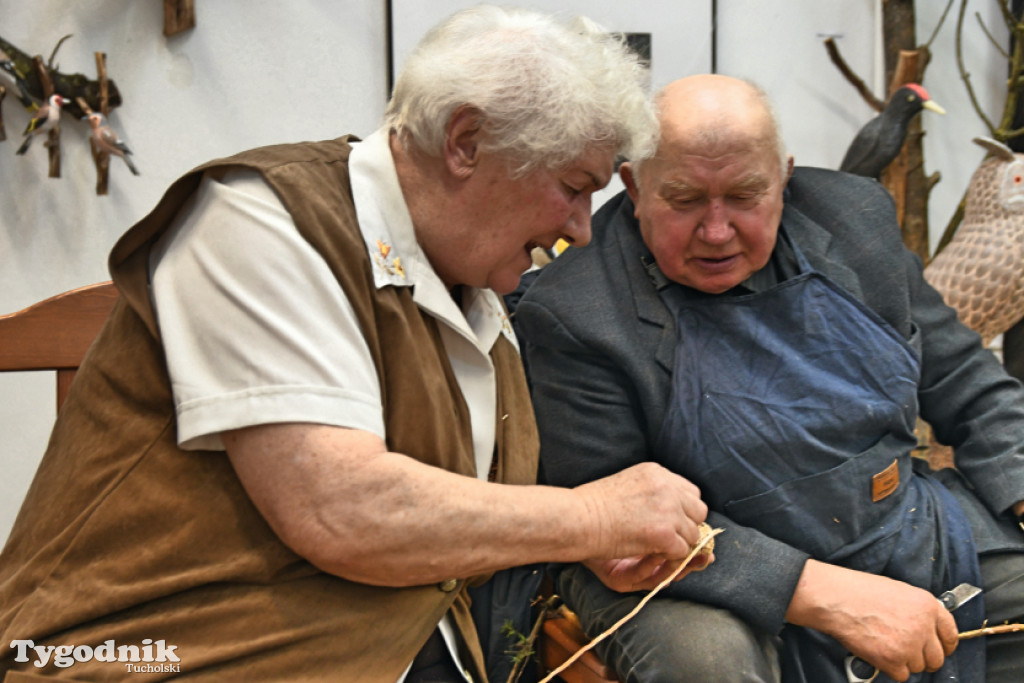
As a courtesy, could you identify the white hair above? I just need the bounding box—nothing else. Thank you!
[384,5,657,176]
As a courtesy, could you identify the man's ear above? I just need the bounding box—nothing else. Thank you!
[620,162,641,205]
[444,105,484,179]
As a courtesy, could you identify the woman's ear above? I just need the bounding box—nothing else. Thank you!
[444,105,484,179]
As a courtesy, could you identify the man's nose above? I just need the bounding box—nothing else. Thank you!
[698,199,733,243]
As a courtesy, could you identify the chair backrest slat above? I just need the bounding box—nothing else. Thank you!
[0,282,118,409]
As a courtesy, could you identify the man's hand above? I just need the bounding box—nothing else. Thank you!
[786,560,958,682]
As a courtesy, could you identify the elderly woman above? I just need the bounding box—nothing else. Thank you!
[0,6,709,682]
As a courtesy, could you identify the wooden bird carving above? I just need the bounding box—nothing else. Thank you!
[924,137,1024,346]
[85,113,140,175]
[840,84,945,179]
[0,48,35,111]
[15,94,64,155]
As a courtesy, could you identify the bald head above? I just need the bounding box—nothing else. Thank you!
[619,74,793,294]
[647,75,787,177]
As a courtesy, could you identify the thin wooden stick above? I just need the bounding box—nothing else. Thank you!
[506,596,559,683]
[0,85,7,141]
[539,528,724,683]
[958,622,1024,640]
[93,51,110,195]
[823,37,884,112]
[32,55,60,178]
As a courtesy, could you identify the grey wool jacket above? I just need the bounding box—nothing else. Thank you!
[516,167,1024,633]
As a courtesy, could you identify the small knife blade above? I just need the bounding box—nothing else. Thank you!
[938,582,983,611]
[844,583,982,683]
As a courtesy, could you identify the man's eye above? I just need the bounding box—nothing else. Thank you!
[670,197,700,208]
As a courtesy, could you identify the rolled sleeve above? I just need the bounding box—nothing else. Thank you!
[149,169,385,451]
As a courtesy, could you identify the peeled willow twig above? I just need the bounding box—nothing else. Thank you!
[539,527,724,683]
[958,622,1024,640]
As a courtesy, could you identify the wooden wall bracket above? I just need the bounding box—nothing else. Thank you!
[164,0,197,37]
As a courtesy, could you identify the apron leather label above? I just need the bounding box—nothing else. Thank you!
[872,459,900,502]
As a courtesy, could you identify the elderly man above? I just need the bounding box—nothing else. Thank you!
[518,75,1024,683]
[0,8,711,682]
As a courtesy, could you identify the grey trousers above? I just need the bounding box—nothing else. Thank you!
[557,564,781,683]
[980,551,1024,683]
[558,549,1024,683]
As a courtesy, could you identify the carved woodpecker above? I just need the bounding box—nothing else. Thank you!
[924,137,1024,345]
[840,84,945,179]
[85,113,139,175]
[16,94,64,155]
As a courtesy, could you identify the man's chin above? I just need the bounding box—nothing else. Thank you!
[687,268,750,295]
[700,282,740,295]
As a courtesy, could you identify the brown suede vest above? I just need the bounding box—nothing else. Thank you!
[0,137,539,682]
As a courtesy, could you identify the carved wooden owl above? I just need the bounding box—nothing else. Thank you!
[924,137,1024,345]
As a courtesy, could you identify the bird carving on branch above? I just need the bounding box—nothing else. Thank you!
[15,93,63,156]
[840,83,945,179]
[0,49,35,111]
[924,137,1024,346]
[0,34,121,120]
[85,113,139,176]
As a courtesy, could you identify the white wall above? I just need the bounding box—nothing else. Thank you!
[0,0,1012,543]
[717,2,882,174]
[0,0,387,543]
[717,0,1007,251]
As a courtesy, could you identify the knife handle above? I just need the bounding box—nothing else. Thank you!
[844,654,878,683]
[938,591,958,610]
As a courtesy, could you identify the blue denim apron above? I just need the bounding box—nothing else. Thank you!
[655,230,985,682]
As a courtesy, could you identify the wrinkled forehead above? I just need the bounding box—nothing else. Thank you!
[669,111,776,157]
[648,128,779,188]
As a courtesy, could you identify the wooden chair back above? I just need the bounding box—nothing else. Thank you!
[0,282,119,411]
